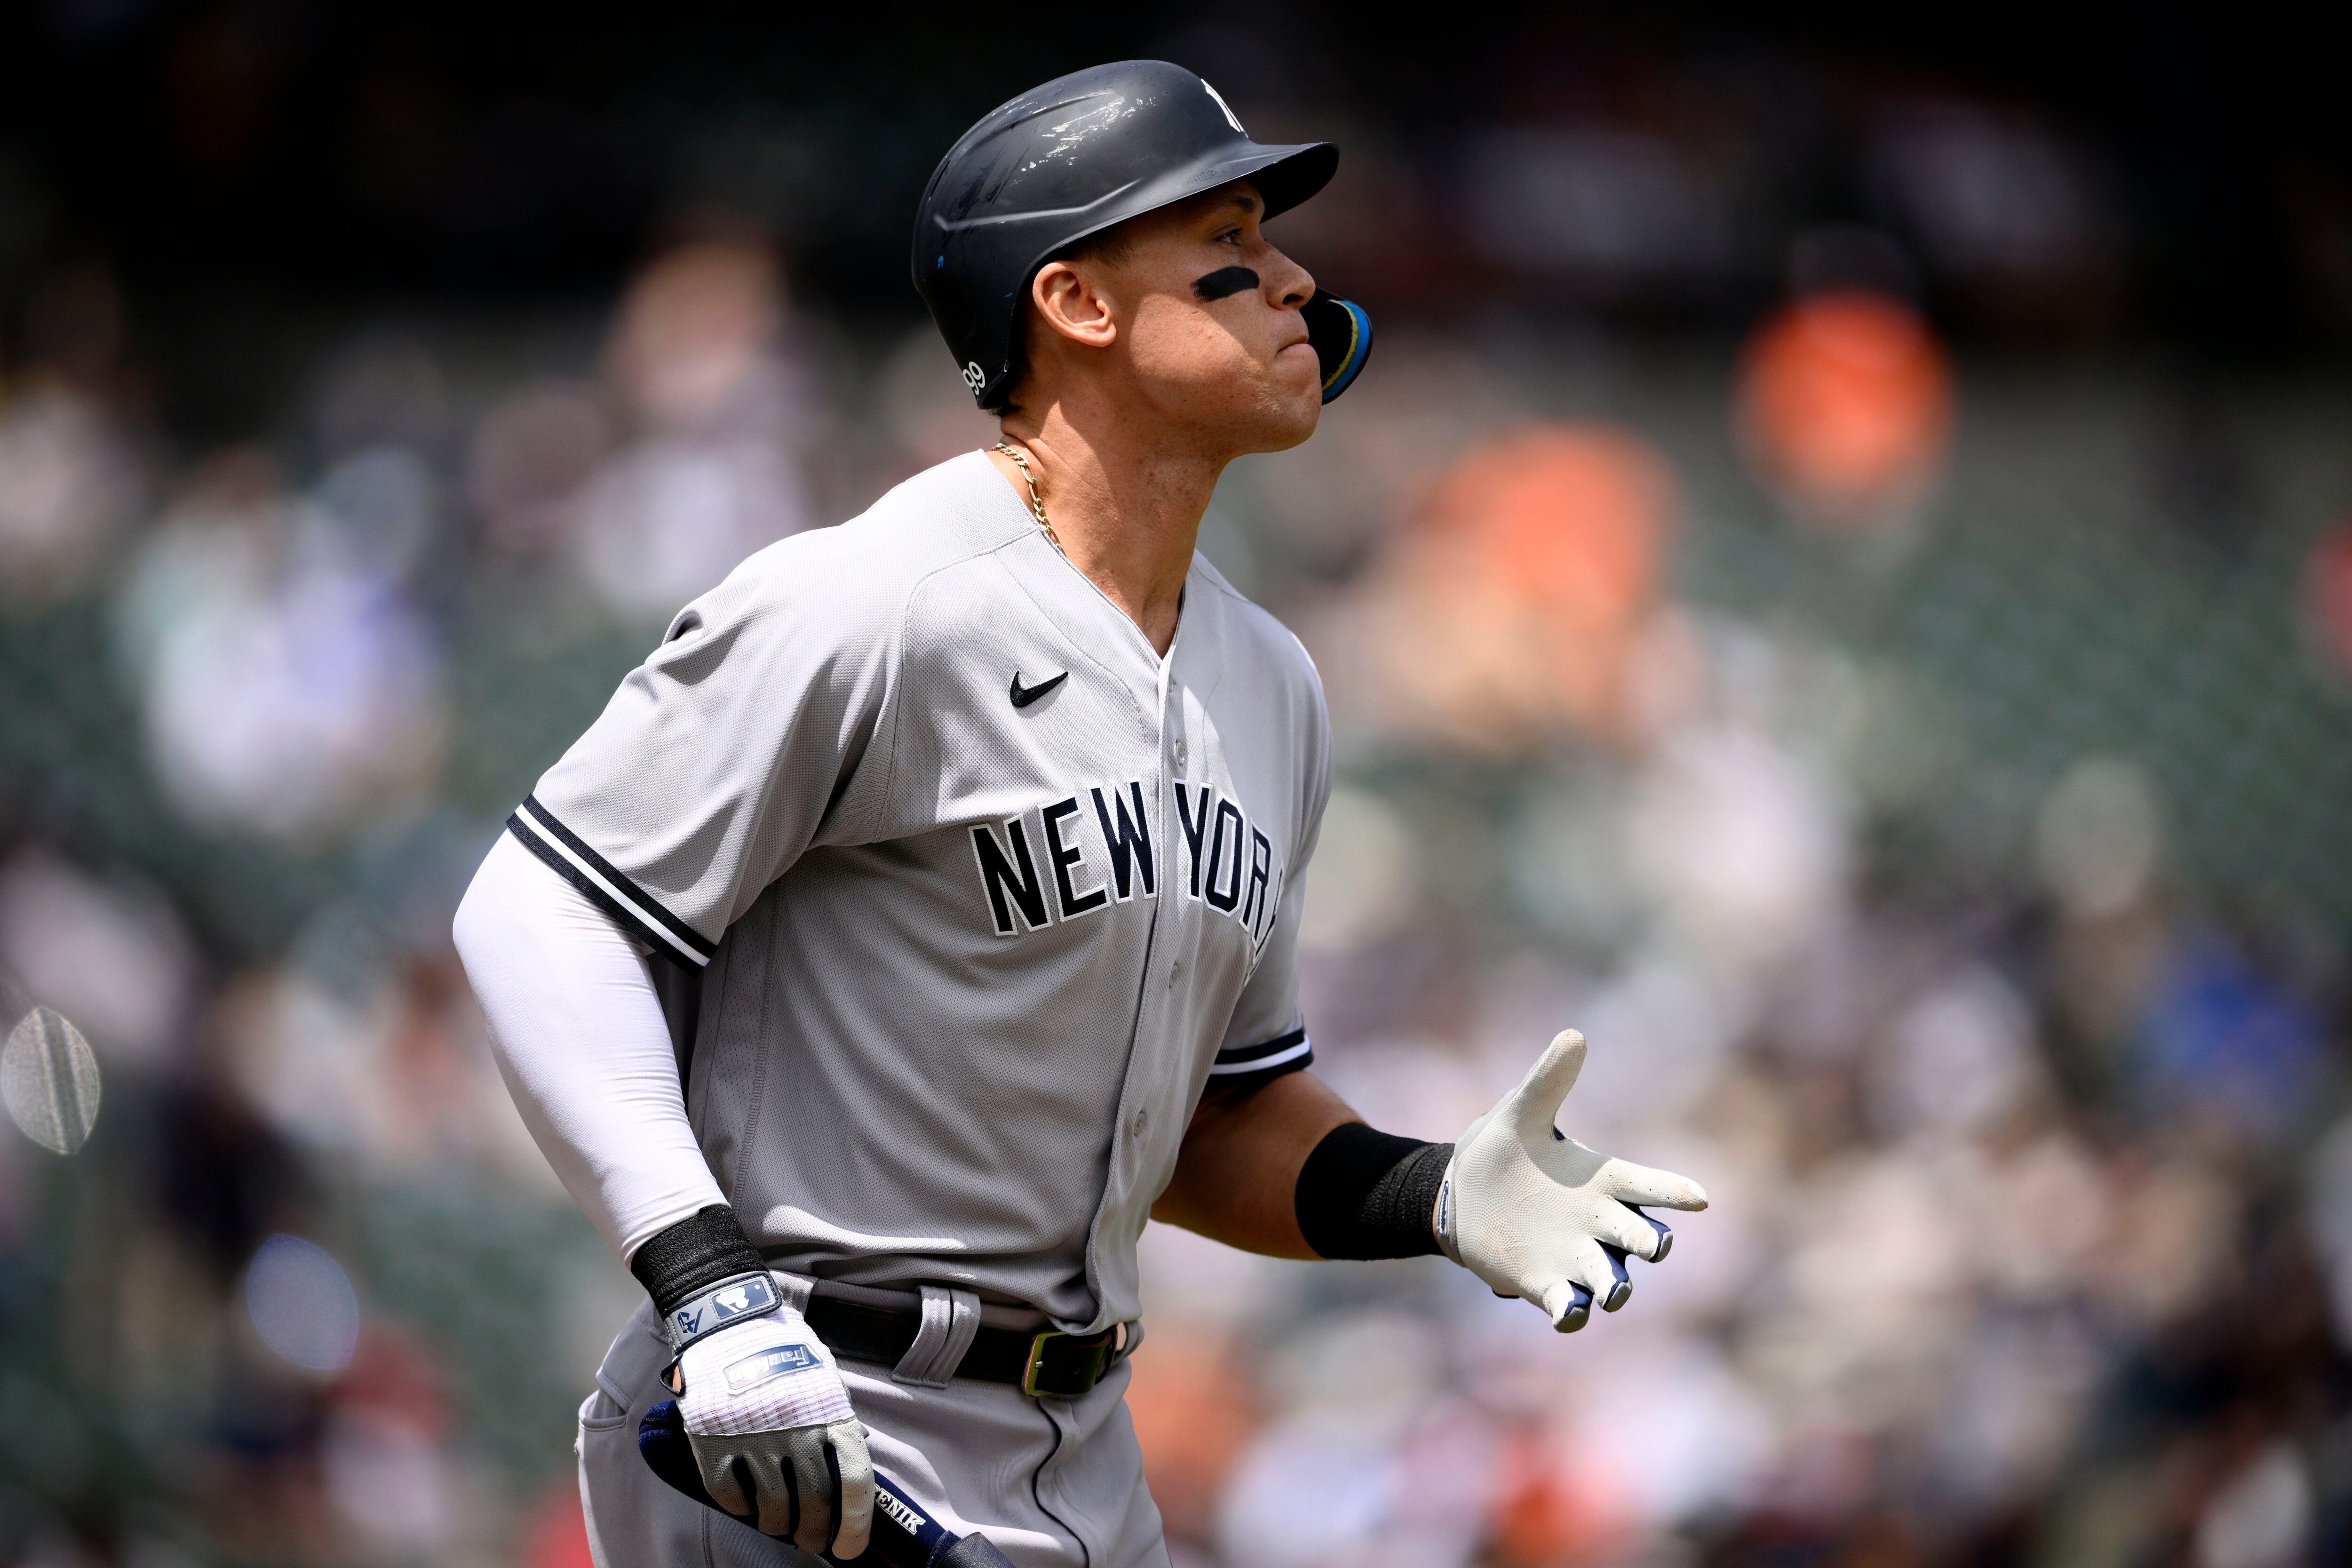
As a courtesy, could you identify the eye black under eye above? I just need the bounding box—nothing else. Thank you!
[1192,267,1259,302]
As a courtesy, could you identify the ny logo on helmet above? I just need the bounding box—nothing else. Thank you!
[962,361,987,394]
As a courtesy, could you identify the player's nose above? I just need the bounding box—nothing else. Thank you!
[1262,245,1313,311]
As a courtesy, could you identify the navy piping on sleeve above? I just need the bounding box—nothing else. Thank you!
[505,795,718,969]
[1207,1026,1312,1091]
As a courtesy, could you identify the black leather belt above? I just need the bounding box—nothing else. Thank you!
[804,1295,1120,1399]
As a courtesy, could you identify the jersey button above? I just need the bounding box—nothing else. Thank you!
[1172,739,1187,771]
[1168,960,1183,987]
[1132,1107,1149,1138]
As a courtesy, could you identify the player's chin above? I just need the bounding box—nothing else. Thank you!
[1252,352,1324,448]
[1229,391,1319,453]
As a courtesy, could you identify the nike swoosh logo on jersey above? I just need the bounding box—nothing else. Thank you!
[1009,670,1068,708]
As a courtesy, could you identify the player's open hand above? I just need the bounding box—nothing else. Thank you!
[1436,1029,1707,1332]
[675,1289,874,1557]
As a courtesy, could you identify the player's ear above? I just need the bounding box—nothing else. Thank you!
[1030,260,1119,350]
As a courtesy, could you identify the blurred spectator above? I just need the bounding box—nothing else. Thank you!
[1736,287,1954,530]
[2036,756,2165,921]
[1216,1311,1496,1568]
[207,934,554,1185]
[570,236,821,623]
[0,848,192,1071]
[1329,422,1680,753]
[1630,716,1852,974]
[1122,1325,1258,1552]
[2134,936,2329,1141]
[0,268,145,606]
[114,448,447,844]
[319,1325,459,1554]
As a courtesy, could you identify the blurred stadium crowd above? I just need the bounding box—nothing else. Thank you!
[6,7,2352,1568]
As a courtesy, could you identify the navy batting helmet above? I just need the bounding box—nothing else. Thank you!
[912,60,1373,411]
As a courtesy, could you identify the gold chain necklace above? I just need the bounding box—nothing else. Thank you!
[992,441,1066,556]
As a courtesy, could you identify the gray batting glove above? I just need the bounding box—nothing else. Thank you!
[675,1289,874,1558]
[1435,1028,1708,1331]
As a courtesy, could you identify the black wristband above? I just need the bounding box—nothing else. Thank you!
[630,1205,770,1318]
[1294,1123,1452,1260]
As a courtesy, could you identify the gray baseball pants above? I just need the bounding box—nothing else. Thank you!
[576,1297,1170,1568]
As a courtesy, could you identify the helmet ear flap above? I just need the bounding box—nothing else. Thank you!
[982,259,1061,413]
[1303,291,1374,404]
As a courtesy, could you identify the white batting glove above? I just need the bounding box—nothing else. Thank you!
[676,1291,874,1558]
[1436,1028,1708,1332]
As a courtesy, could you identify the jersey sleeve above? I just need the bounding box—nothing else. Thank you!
[506,538,898,969]
[1208,655,1333,1093]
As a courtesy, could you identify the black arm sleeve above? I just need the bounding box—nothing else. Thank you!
[1293,1122,1451,1260]
[628,1205,771,1317]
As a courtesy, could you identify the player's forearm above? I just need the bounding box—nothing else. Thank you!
[1155,1070,1446,1262]
[453,831,726,1261]
[1154,1069,1352,1256]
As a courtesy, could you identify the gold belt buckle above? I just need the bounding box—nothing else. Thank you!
[1022,1328,1114,1398]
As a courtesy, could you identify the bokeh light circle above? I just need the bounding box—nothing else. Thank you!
[245,1233,362,1374]
[2,1006,102,1155]
[1736,288,1954,525]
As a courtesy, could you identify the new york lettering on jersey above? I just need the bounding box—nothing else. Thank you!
[966,776,1285,948]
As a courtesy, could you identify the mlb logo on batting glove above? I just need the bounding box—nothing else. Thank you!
[664,1270,782,1351]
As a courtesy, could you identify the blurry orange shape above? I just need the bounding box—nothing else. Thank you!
[1487,1421,1636,1568]
[1379,423,1678,748]
[1737,289,1954,526]
[1428,426,1675,631]
[521,1475,595,1568]
[609,240,784,430]
[1123,1328,1258,1542]
[2302,521,2352,677]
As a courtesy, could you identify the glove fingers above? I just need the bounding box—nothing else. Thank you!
[1597,1155,1708,1211]
[788,1438,837,1555]
[1507,1029,1588,1141]
[753,1447,798,1538]
[828,1419,876,1560]
[693,1440,754,1520]
[1537,1277,1593,1333]
[1597,1245,1634,1311]
[1563,1236,1628,1311]
[1592,1201,1664,1260]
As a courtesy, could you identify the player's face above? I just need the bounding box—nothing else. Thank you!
[1100,183,1323,453]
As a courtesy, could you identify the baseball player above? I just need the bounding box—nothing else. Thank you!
[453,60,1706,1568]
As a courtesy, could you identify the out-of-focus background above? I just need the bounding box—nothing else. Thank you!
[3,4,2350,1564]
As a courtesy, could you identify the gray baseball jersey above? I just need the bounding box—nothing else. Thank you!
[507,449,1330,1333]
